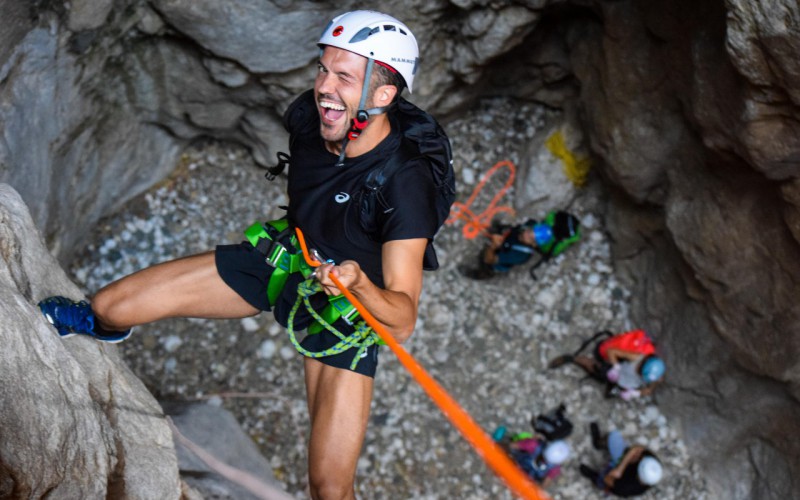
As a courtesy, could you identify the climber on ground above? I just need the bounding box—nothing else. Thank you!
[579,422,663,497]
[548,329,665,400]
[461,211,580,280]
[38,10,449,500]
[507,437,571,487]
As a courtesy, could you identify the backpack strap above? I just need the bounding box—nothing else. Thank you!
[264,90,318,181]
[575,330,614,357]
[358,138,421,235]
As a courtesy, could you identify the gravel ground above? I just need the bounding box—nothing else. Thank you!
[70,97,710,499]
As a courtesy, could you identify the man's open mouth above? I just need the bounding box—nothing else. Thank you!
[320,100,346,122]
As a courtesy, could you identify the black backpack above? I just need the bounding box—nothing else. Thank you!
[531,403,573,441]
[269,90,455,270]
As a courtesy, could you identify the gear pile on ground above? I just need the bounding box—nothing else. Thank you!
[71,98,710,499]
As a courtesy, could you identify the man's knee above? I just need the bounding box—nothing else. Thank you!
[91,286,131,330]
[308,470,354,500]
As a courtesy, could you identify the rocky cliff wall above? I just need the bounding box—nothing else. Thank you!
[1,0,798,498]
[558,1,800,496]
[0,184,180,497]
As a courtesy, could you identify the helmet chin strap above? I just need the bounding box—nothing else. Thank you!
[335,58,393,167]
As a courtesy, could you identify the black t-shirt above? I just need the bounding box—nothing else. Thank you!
[610,451,654,497]
[285,104,439,288]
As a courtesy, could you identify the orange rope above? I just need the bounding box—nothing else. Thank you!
[446,160,517,239]
[294,228,548,500]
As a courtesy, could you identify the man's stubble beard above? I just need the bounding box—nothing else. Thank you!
[319,92,376,144]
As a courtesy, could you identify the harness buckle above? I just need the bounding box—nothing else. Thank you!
[330,295,359,326]
[265,243,288,268]
[340,306,360,326]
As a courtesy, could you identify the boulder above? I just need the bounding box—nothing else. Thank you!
[164,401,288,499]
[0,183,181,498]
[150,0,326,74]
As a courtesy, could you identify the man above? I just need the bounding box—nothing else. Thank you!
[38,10,445,500]
[548,329,666,400]
[461,211,580,280]
[506,437,570,487]
[579,423,663,497]
[461,219,553,280]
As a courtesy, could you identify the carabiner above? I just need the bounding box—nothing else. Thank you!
[311,249,334,266]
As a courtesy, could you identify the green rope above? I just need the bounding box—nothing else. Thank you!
[286,278,380,370]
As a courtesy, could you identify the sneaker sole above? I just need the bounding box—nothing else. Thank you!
[93,328,133,344]
[42,309,130,343]
[93,335,130,344]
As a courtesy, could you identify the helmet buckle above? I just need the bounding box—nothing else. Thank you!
[347,111,370,140]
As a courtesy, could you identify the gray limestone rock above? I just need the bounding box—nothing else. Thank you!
[0,184,181,498]
[67,0,115,32]
[150,0,326,73]
[164,401,286,499]
[0,25,181,262]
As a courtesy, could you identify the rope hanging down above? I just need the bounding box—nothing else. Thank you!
[294,227,548,500]
[446,160,517,239]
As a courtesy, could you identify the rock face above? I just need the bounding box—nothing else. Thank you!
[1,0,799,498]
[558,1,800,497]
[0,184,181,498]
[165,402,286,500]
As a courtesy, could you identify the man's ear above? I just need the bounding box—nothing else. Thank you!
[375,84,398,106]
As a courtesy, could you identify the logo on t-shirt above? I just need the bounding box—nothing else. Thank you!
[334,192,350,203]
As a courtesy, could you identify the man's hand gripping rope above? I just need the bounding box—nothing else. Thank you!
[295,227,549,500]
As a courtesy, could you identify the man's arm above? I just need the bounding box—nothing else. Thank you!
[638,380,660,396]
[315,238,427,343]
[605,348,643,365]
[604,445,645,487]
[480,233,506,266]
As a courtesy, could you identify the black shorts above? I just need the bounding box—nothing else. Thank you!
[215,242,379,377]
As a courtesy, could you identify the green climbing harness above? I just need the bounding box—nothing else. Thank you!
[244,219,382,370]
[244,219,313,306]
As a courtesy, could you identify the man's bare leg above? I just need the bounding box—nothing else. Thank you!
[573,355,601,376]
[91,251,258,331]
[304,358,373,500]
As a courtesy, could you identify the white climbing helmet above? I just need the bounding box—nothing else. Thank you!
[637,456,663,485]
[318,10,420,93]
[542,440,571,465]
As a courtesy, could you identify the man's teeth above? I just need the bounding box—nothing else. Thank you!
[321,101,345,111]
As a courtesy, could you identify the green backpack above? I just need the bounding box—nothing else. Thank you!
[528,210,581,279]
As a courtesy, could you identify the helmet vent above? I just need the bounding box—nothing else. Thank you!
[349,26,380,43]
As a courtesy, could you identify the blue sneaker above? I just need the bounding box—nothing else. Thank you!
[38,296,131,343]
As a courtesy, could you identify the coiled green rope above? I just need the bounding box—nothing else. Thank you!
[286,278,380,370]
